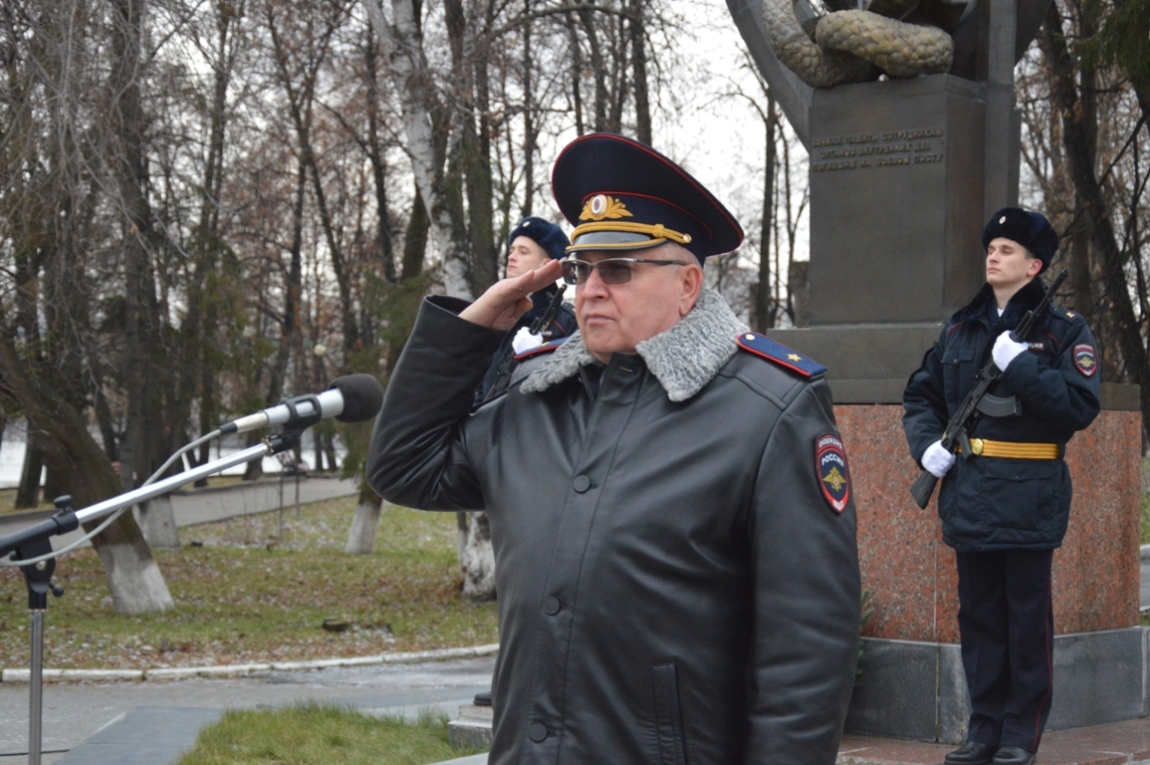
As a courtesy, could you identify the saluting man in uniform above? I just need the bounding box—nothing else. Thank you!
[367,133,860,765]
[903,208,1101,765]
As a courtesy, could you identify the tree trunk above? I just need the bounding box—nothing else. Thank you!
[0,331,173,613]
[577,3,608,132]
[457,511,496,600]
[565,13,585,135]
[15,439,43,509]
[629,0,651,144]
[346,488,385,554]
[402,185,431,281]
[752,93,777,332]
[110,0,168,494]
[364,22,397,284]
[1040,2,1150,427]
[521,3,537,216]
[363,0,472,299]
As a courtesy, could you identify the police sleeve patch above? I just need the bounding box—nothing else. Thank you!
[736,333,827,378]
[816,434,851,514]
[1073,344,1097,377]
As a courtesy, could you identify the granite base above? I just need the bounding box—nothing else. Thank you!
[847,627,1149,743]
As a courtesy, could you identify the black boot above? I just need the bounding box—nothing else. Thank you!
[944,742,998,765]
[992,746,1035,765]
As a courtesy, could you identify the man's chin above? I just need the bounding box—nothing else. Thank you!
[582,334,630,363]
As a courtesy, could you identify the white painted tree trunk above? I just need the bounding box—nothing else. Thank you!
[456,511,496,601]
[135,496,181,550]
[87,512,174,614]
[346,489,386,554]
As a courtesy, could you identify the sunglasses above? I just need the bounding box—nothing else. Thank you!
[560,257,687,286]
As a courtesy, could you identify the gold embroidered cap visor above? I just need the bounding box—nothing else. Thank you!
[551,133,744,263]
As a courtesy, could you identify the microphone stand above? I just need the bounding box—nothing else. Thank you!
[0,432,300,765]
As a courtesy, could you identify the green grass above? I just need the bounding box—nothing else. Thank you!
[1142,487,1150,546]
[0,497,498,669]
[176,704,485,765]
[0,487,53,514]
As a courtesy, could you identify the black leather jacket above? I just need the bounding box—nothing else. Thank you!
[902,279,1101,551]
[368,294,860,765]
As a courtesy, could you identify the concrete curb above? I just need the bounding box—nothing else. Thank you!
[0,643,500,684]
[1141,543,1150,561]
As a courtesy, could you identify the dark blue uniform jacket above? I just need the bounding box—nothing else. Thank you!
[903,279,1101,551]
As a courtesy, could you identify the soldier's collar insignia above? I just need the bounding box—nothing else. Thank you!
[1073,343,1097,376]
[736,332,827,378]
[816,434,851,515]
[580,194,633,221]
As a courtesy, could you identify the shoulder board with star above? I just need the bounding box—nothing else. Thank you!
[514,336,568,361]
[1049,305,1084,323]
[735,332,827,378]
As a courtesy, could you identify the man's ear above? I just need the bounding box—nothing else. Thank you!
[679,263,704,315]
[1027,257,1043,278]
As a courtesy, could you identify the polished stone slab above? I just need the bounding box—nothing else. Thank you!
[835,405,1141,642]
[848,628,1149,743]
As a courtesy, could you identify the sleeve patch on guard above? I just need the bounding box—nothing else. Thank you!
[816,434,851,515]
[736,332,827,378]
[514,336,568,361]
[1073,344,1097,377]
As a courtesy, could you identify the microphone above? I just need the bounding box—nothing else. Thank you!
[220,374,384,434]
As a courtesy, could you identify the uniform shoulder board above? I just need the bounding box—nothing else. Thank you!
[514,336,568,361]
[1050,305,1083,323]
[736,332,827,378]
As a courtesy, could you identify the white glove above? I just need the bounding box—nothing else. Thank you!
[511,326,544,354]
[922,440,956,478]
[992,331,1028,371]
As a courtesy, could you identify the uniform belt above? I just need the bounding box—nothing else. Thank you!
[957,438,1062,459]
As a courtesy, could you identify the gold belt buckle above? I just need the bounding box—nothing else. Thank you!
[968,438,985,456]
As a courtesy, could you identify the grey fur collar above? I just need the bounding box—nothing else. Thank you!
[520,288,748,402]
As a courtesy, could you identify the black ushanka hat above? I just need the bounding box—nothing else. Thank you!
[551,133,744,264]
[983,207,1059,273]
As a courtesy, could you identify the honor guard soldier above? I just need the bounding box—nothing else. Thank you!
[368,133,860,765]
[903,208,1101,765]
[474,217,577,405]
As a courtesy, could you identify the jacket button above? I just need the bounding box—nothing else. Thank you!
[544,596,562,615]
[573,474,591,492]
[528,722,548,742]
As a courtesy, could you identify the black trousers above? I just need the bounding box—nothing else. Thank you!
[955,550,1055,753]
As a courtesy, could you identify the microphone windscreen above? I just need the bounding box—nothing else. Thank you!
[328,374,384,423]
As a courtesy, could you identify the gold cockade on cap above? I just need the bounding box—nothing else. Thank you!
[580,195,634,222]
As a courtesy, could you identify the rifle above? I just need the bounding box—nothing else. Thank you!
[479,285,569,405]
[529,284,568,339]
[909,268,1068,509]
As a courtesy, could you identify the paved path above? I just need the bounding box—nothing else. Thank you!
[0,657,494,764]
